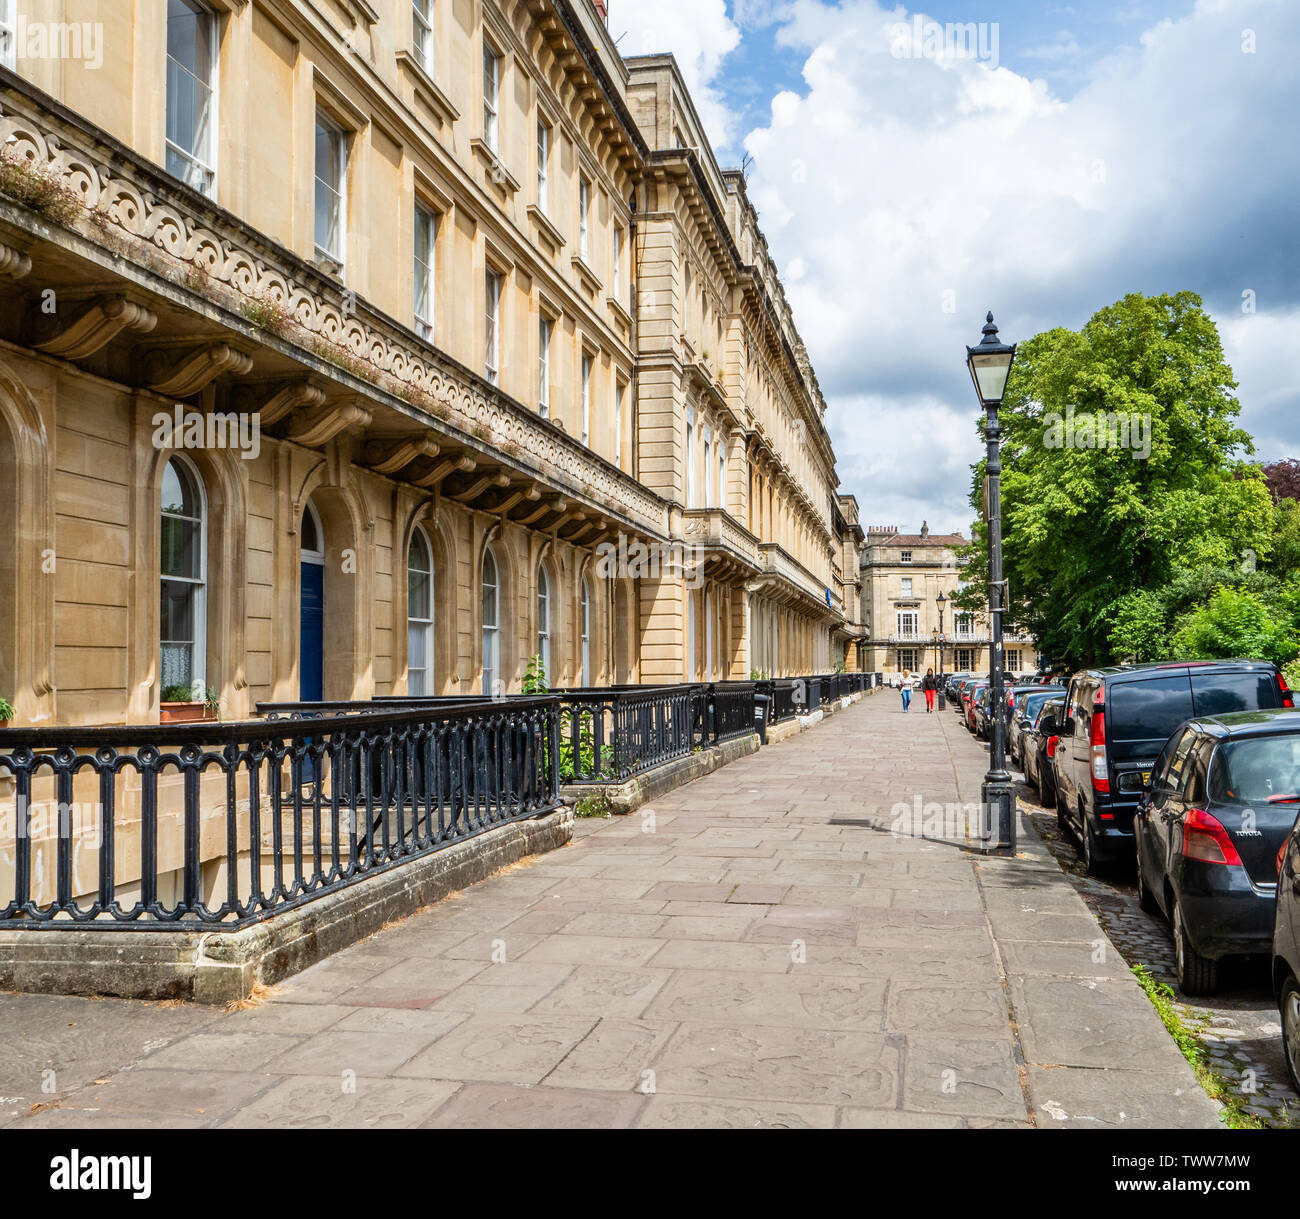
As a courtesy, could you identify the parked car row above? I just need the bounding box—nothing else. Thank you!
[1006,657,1300,1092]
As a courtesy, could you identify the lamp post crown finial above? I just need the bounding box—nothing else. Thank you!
[981,312,999,342]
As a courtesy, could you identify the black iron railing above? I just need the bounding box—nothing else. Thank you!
[0,674,874,927]
[0,698,560,928]
[366,681,755,783]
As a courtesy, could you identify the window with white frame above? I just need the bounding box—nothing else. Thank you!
[686,589,696,678]
[485,267,502,385]
[536,120,549,211]
[956,647,977,672]
[578,177,589,260]
[160,455,207,698]
[897,610,918,638]
[705,591,714,678]
[898,648,919,671]
[1005,649,1022,673]
[580,353,591,445]
[536,565,551,682]
[702,428,712,506]
[955,611,975,637]
[412,0,434,74]
[580,578,592,687]
[685,410,696,508]
[0,1,14,71]
[614,379,625,467]
[314,112,347,267]
[612,225,622,299]
[165,0,218,196]
[414,203,437,340]
[407,526,435,695]
[718,440,727,510]
[482,547,500,695]
[900,577,913,597]
[900,550,912,564]
[538,316,552,417]
[482,42,500,152]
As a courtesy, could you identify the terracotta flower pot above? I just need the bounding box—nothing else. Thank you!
[159,701,217,724]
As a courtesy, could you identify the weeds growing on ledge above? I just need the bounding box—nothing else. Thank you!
[0,149,84,225]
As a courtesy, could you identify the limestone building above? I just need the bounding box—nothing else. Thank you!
[859,523,1038,680]
[0,0,847,729]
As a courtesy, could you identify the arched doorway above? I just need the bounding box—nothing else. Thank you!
[300,500,325,701]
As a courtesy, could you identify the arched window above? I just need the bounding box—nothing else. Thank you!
[408,525,434,695]
[160,455,207,699]
[301,500,324,561]
[580,577,592,687]
[536,564,551,683]
[482,547,500,695]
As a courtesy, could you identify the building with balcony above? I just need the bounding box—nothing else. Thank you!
[0,0,848,732]
[859,522,1039,680]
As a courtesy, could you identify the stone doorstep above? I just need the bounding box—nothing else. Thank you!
[0,809,573,1006]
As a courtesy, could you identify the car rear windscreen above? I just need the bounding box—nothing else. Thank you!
[1107,675,1193,743]
[1191,671,1282,717]
[1208,734,1300,804]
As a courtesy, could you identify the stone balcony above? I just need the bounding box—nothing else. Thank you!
[679,507,761,581]
[753,542,841,620]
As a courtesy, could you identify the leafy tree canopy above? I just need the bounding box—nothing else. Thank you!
[959,292,1275,671]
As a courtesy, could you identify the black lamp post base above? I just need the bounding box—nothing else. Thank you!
[979,775,1017,853]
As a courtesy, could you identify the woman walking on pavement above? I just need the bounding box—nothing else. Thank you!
[900,669,914,712]
[922,667,937,713]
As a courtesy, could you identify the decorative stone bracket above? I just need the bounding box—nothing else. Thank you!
[37,294,157,359]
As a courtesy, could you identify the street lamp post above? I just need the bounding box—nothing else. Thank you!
[967,312,1017,853]
[934,590,947,709]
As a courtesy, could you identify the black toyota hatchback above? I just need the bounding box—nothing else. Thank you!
[1053,660,1293,874]
[1135,709,1300,995]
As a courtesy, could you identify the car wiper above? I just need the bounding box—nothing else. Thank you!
[1265,794,1300,804]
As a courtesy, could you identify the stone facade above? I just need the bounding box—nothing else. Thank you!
[859,523,1038,680]
[0,0,847,731]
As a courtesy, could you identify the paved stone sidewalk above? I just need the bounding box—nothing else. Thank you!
[0,692,1223,1129]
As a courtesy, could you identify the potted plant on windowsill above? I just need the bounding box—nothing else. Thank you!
[0,696,14,728]
[160,685,221,724]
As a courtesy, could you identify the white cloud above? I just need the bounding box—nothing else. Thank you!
[738,0,1300,528]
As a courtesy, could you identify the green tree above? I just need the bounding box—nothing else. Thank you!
[1168,586,1297,667]
[965,291,1274,670]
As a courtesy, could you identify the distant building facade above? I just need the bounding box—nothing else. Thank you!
[859,522,1038,679]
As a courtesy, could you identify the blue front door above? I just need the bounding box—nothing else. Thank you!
[300,562,324,701]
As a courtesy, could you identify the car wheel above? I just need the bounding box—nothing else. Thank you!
[1135,838,1160,914]
[1281,975,1300,1095]
[1172,895,1219,996]
[1079,810,1101,875]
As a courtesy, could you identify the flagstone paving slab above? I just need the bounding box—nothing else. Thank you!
[0,691,1224,1128]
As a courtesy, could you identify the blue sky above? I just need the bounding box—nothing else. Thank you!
[616,0,1300,535]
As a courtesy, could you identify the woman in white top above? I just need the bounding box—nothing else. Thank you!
[900,669,915,712]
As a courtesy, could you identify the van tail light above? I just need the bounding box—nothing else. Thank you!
[1089,696,1109,793]
[1278,839,1289,880]
[1182,808,1243,866]
[1279,670,1294,709]
[1046,735,1059,759]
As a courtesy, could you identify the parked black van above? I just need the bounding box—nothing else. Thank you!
[1048,661,1293,873]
